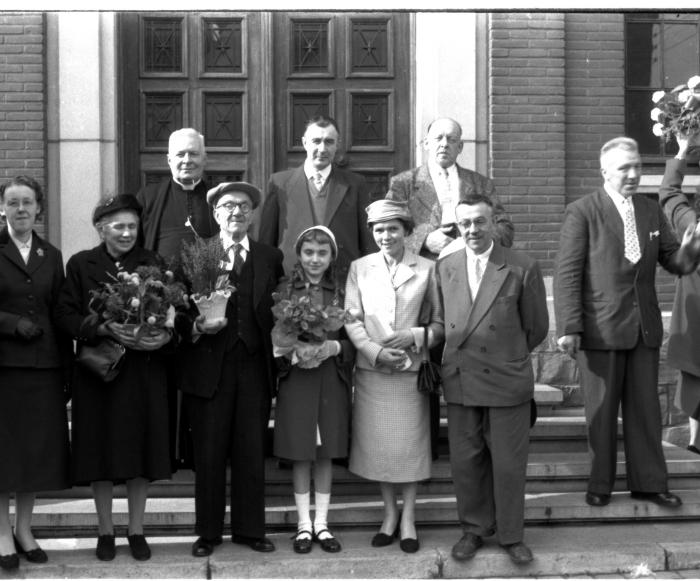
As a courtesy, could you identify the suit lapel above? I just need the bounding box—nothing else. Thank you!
[632,195,651,258]
[249,240,268,308]
[596,189,625,245]
[24,235,48,275]
[444,251,471,343]
[391,251,418,289]
[464,244,509,340]
[414,165,439,216]
[324,168,348,226]
[289,167,316,228]
[0,228,28,274]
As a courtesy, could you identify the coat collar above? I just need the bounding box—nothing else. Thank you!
[366,249,419,290]
[0,228,49,275]
[291,165,349,225]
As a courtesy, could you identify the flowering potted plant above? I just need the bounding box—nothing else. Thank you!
[180,236,235,322]
[88,265,189,339]
[651,75,700,141]
[271,289,350,347]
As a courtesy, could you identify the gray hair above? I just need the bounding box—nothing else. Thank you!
[169,128,206,152]
[600,136,638,164]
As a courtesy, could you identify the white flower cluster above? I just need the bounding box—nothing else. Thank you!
[650,75,700,139]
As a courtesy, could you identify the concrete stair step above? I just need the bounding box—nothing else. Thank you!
[15,522,700,579]
[25,488,700,539]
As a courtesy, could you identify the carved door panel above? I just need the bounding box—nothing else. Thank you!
[272,12,411,201]
[119,12,266,195]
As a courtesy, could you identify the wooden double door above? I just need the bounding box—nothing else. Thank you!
[119,11,412,203]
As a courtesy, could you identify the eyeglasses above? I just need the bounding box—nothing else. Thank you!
[457,218,489,229]
[216,201,252,214]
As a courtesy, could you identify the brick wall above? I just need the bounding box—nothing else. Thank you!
[0,12,46,237]
[489,13,567,274]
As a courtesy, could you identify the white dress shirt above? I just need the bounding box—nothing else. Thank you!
[9,230,32,264]
[220,232,249,271]
[465,240,494,300]
[304,160,332,190]
[429,161,459,226]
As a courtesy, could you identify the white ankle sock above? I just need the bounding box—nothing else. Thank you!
[314,492,331,538]
[294,492,312,532]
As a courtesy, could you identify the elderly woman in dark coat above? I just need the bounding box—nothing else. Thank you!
[55,195,173,562]
[0,176,70,571]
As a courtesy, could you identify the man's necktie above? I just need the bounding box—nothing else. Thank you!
[622,199,641,264]
[474,258,483,286]
[233,243,244,275]
[314,172,325,190]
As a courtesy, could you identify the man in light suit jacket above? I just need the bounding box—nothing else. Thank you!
[437,195,548,565]
[386,117,514,260]
[259,115,374,283]
[554,136,700,510]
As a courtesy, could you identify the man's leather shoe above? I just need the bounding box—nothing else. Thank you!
[451,532,483,561]
[231,534,275,553]
[630,491,682,508]
[585,491,611,507]
[191,536,222,558]
[502,541,533,565]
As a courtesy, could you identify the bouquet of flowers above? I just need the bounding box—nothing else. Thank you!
[651,75,700,140]
[180,236,236,321]
[271,285,353,368]
[88,265,189,338]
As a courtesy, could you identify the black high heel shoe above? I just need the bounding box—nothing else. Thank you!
[14,534,48,563]
[0,552,19,571]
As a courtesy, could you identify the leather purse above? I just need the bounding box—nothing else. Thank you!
[76,339,126,382]
[417,326,441,395]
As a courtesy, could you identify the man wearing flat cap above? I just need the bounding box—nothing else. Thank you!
[259,115,374,284]
[178,182,284,558]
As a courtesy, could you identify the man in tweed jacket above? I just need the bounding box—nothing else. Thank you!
[386,118,513,261]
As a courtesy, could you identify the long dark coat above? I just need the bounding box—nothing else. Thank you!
[54,244,172,485]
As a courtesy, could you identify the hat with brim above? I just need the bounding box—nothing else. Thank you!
[294,225,338,259]
[92,194,142,225]
[207,181,262,209]
[365,199,414,228]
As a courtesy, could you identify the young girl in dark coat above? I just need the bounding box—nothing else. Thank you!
[272,226,354,555]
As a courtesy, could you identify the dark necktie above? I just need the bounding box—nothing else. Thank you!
[233,243,244,275]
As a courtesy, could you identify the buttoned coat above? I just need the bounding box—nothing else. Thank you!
[386,164,514,259]
[554,188,690,351]
[0,228,70,368]
[344,249,444,372]
[659,158,700,376]
[177,239,284,399]
[437,242,548,408]
[259,165,375,282]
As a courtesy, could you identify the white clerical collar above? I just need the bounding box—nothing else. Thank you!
[304,160,332,181]
[464,239,494,261]
[173,177,202,191]
[220,231,250,252]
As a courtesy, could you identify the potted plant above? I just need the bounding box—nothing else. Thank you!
[180,236,235,322]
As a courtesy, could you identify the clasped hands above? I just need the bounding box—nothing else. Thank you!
[425,225,456,255]
[377,329,414,368]
[15,316,43,341]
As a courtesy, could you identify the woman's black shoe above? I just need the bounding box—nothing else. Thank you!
[127,534,151,561]
[292,529,313,554]
[400,537,420,553]
[14,534,48,564]
[0,553,19,571]
[96,534,116,561]
[371,523,399,547]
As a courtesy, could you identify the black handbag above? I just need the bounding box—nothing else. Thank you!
[76,339,126,382]
[417,326,441,395]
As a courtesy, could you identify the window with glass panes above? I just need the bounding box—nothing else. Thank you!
[625,13,700,159]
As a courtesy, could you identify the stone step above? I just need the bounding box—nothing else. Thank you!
[25,487,700,539]
[40,446,700,501]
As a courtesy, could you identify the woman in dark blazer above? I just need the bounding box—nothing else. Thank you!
[55,195,173,563]
[0,176,70,571]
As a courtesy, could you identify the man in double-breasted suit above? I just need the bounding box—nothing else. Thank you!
[554,136,700,510]
[437,195,548,565]
[259,115,374,284]
[387,117,514,260]
[178,182,284,558]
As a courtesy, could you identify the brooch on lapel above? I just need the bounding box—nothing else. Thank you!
[649,230,660,240]
[36,248,44,257]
